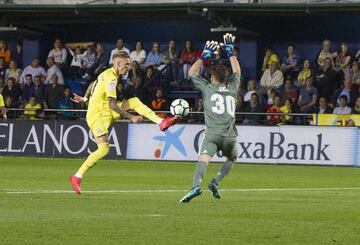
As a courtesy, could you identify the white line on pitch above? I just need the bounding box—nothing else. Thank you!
[146,214,166,217]
[1,187,360,194]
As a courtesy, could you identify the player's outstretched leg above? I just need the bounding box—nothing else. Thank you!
[179,161,207,203]
[69,142,110,194]
[208,159,235,199]
[125,97,179,131]
[159,116,180,131]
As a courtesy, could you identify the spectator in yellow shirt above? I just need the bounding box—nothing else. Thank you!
[0,86,6,121]
[24,96,42,120]
[297,59,312,88]
[316,39,334,68]
[262,48,280,72]
[280,98,293,124]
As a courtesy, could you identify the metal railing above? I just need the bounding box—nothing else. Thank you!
[3,108,317,125]
[5,108,314,114]
[4,108,360,126]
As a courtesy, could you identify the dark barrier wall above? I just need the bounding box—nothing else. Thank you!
[0,120,128,159]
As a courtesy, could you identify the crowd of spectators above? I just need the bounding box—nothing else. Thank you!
[0,38,204,120]
[234,41,360,125]
[0,38,359,125]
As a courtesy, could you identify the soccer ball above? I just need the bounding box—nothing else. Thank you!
[170,99,190,117]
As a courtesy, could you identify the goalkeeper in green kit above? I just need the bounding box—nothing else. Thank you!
[179,33,241,203]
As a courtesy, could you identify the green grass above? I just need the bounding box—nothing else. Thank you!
[1,157,360,245]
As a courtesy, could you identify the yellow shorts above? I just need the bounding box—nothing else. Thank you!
[87,101,125,138]
[87,115,114,138]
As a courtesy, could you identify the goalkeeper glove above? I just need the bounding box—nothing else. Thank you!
[200,40,219,62]
[220,33,236,58]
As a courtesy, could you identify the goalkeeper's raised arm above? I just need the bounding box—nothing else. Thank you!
[221,33,241,75]
[188,40,219,77]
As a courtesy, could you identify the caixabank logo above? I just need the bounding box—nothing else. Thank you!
[127,124,358,165]
[153,126,187,159]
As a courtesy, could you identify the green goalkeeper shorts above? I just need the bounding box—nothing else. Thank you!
[199,133,238,159]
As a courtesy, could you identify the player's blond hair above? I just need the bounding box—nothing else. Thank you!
[113,51,130,60]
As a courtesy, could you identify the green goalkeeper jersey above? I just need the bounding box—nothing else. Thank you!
[190,72,241,137]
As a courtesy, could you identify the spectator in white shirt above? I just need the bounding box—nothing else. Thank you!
[260,61,284,97]
[109,38,130,65]
[244,79,258,102]
[130,41,146,64]
[81,45,96,80]
[20,57,47,85]
[81,45,96,69]
[45,57,64,85]
[68,46,84,72]
[5,60,22,83]
[333,95,352,115]
[48,39,67,68]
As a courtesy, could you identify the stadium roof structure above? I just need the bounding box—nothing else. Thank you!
[0,0,359,33]
[1,0,360,4]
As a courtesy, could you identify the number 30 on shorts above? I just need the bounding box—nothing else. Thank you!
[211,94,236,117]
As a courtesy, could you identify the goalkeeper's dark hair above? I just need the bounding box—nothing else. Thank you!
[210,64,228,84]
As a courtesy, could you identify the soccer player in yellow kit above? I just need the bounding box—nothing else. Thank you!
[0,87,7,122]
[69,52,178,194]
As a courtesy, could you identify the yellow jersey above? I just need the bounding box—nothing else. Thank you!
[87,67,118,120]
[24,103,42,120]
[0,94,4,108]
[297,69,311,84]
[266,54,280,67]
[280,105,292,121]
[317,50,332,67]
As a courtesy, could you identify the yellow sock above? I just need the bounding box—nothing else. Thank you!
[128,97,163,124]
[75,143,109,178]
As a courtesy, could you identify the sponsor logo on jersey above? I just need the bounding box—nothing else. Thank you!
[108,81,116,91]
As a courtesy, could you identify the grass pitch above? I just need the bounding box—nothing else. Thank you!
[1,157,360,244]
